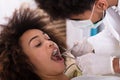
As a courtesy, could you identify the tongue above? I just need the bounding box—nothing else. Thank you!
[51,55,63,61]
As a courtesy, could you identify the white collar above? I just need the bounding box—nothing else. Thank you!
[117,0,120,9]
[104,13,120,43]
[112,0,120,15]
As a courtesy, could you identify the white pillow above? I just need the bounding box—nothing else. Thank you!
[72,75,120,80]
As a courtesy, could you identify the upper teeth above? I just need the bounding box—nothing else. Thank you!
[52,49,57,56]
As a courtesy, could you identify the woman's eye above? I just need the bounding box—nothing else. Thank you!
[35,43,42,47]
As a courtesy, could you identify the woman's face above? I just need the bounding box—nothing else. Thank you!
[19,29,65,77]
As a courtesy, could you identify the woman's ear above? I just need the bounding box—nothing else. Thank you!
[95,0,108,11]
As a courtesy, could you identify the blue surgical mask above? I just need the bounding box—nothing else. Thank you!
[90,8,106,36]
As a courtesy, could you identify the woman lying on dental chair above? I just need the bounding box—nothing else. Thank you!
[1,6,120,80]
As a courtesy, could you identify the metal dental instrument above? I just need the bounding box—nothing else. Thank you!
[61,42,78,59]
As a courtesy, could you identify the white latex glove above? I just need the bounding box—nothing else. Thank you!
[76,54,115,75]
[71,39,94,57]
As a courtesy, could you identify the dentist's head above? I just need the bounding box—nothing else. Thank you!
[35,0,117,22]
[35,0,118,29]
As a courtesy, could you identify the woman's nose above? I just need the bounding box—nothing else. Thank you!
[47,41,55,48]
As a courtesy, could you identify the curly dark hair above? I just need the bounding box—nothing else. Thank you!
[35,0,96,20]
[0,7,66,80]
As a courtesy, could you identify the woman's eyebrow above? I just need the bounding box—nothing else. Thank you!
[28,35,39,45]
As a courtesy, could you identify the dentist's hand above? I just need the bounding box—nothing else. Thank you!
[76,54,115,75]
[71,39,94,57]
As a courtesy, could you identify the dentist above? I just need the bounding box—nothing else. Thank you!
[35,0,120,75]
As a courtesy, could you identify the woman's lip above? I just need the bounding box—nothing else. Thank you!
[52,49,57,56]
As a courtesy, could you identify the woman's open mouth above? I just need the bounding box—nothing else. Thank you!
[51,49,64,61]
